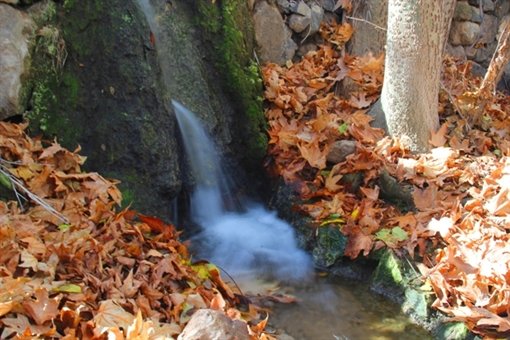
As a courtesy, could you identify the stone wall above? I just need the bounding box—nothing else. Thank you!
[447,0,510,75]
[252,0,510,81]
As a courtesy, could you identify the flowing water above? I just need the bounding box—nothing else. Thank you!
[137,2,431,338]
[172,100,312,281]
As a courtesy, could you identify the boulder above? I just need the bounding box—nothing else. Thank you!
[0,4,34,120]
[0,0,19,5]
[253,1,297,65]
[326,140,357,164]
[177,309,249,340]
[449,21,481,45]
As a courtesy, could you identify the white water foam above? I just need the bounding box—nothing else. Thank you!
[172,100,312,282]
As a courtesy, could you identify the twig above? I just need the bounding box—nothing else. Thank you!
[0,162,69,224]
[345,15,386,32]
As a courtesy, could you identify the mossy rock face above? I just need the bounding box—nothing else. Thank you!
[26,0,181,218]
[194,0,268,176]
[312,225,347,267]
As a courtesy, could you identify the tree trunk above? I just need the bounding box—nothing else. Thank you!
[379,0,455,152]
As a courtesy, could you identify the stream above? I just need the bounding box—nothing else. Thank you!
[136,2,432,338]
[265,276,431,340]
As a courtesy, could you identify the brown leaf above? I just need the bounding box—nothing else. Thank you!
[22,288,59,325]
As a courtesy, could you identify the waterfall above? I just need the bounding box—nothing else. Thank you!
[173,101,311,281]
[137,0,311,281]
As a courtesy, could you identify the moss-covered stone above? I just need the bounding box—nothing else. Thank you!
[195,0,268,164]
[372,249,405,293]
[312,225,347,267]
[435,322,472,340]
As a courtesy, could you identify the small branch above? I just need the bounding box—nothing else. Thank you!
[0,161,69,224]
[477,19,510,98]
[345,15,387,32]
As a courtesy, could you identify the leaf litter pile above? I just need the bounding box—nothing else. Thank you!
[0,122,273,338]
[262,20,510,337]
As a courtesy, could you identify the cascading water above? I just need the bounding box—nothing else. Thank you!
[173,101,312,281]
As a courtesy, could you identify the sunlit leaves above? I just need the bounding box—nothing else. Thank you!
[0,122,268,338]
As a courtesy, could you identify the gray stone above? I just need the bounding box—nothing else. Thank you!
[0,4,34,120]
[177,309,249,340]
[0,0,19,4]
[474,41,497,64]
[292,1,311,16]
[449,21,481,45]
[471,8,483,23]
[445,43,466,59]
[297,42,318,57]
[470,61,487,77]
[318,0,336,12]
[478,14,498,43]
[253,1,297,64]
[276,0,294,13]
[465,45,478,59]
[468,0,495,12]
[454,1,476,21]
[288,13,311,33]
[309,4,324,35]
[495,0,510,18]
[326,140,356,164]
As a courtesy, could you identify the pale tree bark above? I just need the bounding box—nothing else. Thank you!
[378,0,455,152]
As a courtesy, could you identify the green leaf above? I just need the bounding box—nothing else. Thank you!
[375,226,408,247]
[319,214,345,227]
[54,284,82,293]
[58,223,71,232]
[338,122,349,135]
[0,172,13,190]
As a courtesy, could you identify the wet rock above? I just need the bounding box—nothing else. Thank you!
[178,309,249,340]
[253,1,297,64]
[312,225,347,267]
[0,4,34,120]
[309,4,324,36]
[289,13,311,33]
[326,140,357,164]
[449,21,480,45]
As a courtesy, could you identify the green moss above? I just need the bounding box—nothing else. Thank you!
[312,225,347,267]
[373,250,404,288]
[196,0,267,162]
